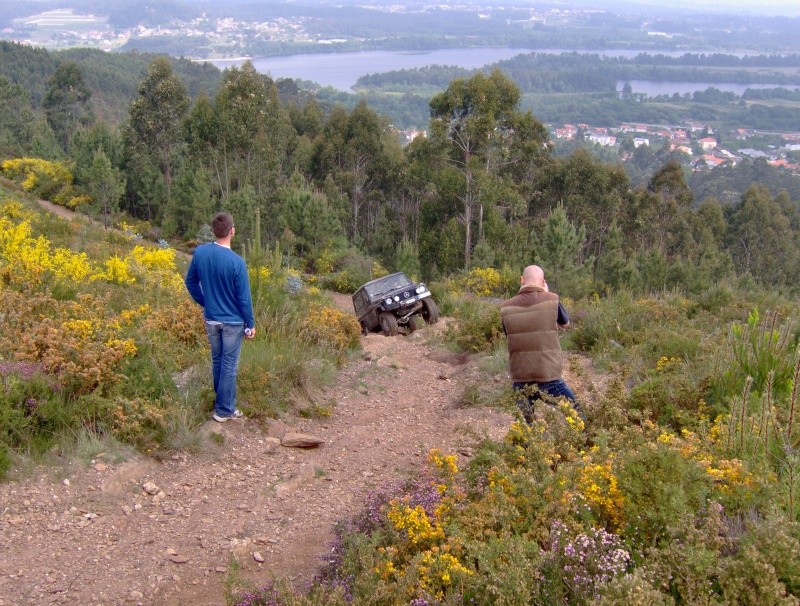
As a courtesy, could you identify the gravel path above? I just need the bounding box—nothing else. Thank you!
[0,315,523,606]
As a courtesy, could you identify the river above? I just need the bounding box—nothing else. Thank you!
[207,48,798,95]
[209,48,538,91]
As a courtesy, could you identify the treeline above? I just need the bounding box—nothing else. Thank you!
[0,41,222,122]
[359,52,800,95]
[523,90,800,131]
[354,52,800,132]
[3,48,800,298]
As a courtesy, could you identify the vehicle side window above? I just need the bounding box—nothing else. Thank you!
[355,290,367,310]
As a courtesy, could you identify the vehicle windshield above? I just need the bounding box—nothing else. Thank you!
[364,273,414,298]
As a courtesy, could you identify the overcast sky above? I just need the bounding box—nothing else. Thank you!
[584,0,800,16]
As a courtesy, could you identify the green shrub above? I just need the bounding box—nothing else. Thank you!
[594,569,675,605]
[629,363,711,429]
[0,443,10,480]
[0,364,66,456]
[616,441,712,548]
[714,308,797,403]
[444,297,504,353]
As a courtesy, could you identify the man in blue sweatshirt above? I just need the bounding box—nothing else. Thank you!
[185,213,256,422]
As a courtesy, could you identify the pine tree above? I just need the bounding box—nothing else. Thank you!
[87,148,126,229]
[534,203,594,297]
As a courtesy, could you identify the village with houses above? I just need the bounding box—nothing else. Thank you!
[553,122,800,174]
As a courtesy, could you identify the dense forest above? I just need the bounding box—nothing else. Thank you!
[2,40,800,298]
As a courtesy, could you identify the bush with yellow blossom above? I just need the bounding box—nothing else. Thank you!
[1,157,84,209]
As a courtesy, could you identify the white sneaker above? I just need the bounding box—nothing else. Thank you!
[212,410,244,423]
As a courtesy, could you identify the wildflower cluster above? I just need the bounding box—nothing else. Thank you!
[117,221,143,241]
[656,427,755,496]
[541,521,631,603]
[299,303,361,358]
[418,546,472,594]
[386,500,446,545]
[576,457,626,530]
[363,451,471,601]
[127,246,184,292]
[458,267,503,297]
[0,218,92,288]
[91,256,136,285]
[5,292,138,394]
[560,400,585,433]
[0,211,185,291]
[1,157,84,209]
[656,356,680,372]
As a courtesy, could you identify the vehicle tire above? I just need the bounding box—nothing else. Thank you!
[406,317,418,334]
[379,312,399,336]
[360,321,369,336]
[421,298,439,324]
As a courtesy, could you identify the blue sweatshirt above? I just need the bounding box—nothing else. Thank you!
[184,243,255,329]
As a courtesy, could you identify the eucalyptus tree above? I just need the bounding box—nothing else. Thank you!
[310,100,403,247]
[727,184,799,287]
[429,69,548,269]
[42,61,93,153]
[212,62,292,200]
[123,58,190,220]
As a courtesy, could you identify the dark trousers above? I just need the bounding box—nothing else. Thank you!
[513,379,583,423]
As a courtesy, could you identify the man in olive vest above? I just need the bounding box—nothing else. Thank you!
[500,265,583,423]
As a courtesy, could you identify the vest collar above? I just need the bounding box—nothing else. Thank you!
[518,284,545,294]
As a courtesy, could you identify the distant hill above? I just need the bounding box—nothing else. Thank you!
[0,41,223,124]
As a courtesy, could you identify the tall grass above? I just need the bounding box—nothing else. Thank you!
[0,189,361,477]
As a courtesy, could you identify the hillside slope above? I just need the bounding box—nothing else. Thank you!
[0,308,600,605]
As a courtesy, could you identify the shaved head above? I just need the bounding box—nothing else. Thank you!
[521,265,545,287]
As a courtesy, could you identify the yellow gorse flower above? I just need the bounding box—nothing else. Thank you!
[460,266,502,297]
[386,500,445,545]
[62,319,96,340]
[130,246,176,272]
[428,448,458,475]
[1,158,81,209]
[656,356,681,372]
[105,338,138,357]
[559,400,585,433]
[0,218,93,287]
[577,459,626,529]
[418,550,473,596]
[91,256,136,285]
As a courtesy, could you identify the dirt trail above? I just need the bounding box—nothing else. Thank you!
[1,199,602,605]
[0,309,599,605]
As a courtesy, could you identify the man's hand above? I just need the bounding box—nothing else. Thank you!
[244,327,256,340]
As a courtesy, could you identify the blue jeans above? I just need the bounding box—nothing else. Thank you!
[513,379,582,423]
[205,322,244,417]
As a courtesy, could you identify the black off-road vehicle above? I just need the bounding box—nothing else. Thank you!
[352,272,439,336]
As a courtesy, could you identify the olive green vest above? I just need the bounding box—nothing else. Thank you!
[500,286,563,382]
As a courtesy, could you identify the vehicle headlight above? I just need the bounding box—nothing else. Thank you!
[393,295,400,302]
[415,284,426,294]
[385,298,393,305]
